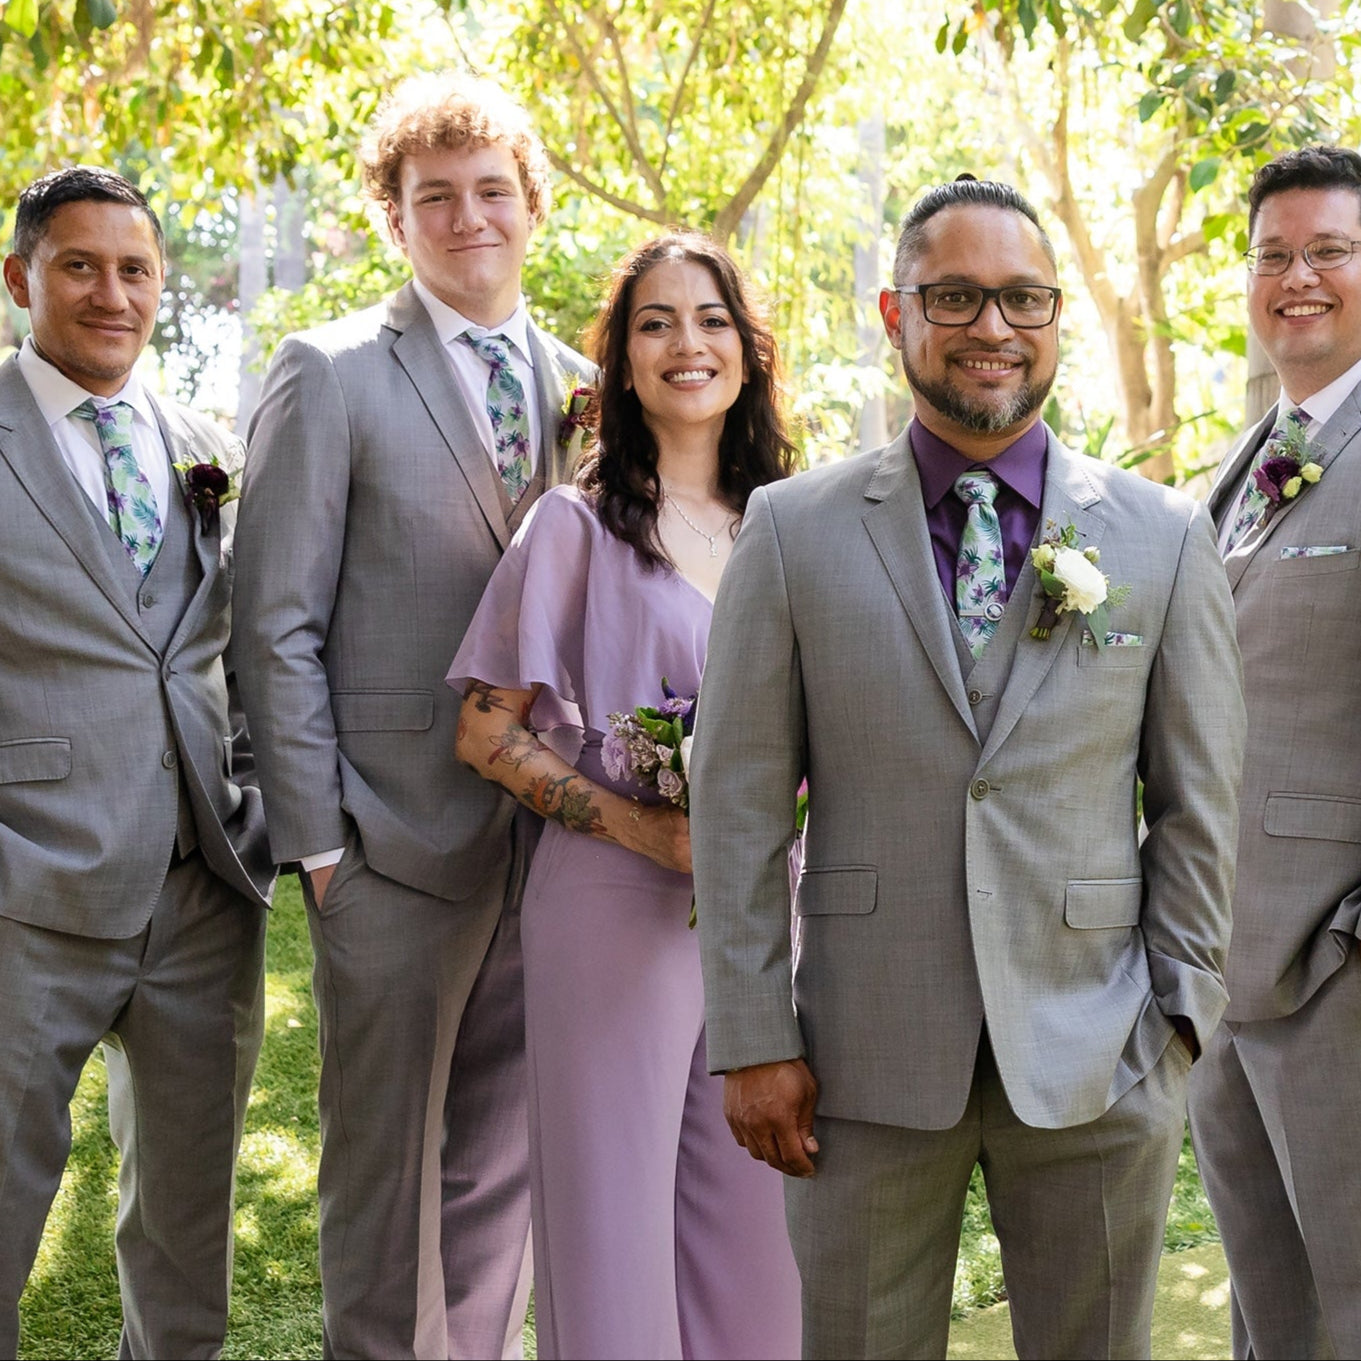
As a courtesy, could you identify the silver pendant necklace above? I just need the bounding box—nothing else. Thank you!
[665,489,728,558]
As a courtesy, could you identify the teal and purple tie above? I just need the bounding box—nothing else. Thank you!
[953,469,1007,659]
[462,332,533,503]
[74,398,162,575]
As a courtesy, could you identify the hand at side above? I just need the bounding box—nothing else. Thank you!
[723,1058,819,1178]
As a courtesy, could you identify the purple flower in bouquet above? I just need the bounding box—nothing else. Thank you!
[602,729,631,782]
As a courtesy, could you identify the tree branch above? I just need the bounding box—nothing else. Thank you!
[542,0,667,206]
[711,0,851,243]
[544,149,671,224]
[660,0,719,177]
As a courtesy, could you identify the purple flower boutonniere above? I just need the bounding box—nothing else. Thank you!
[559,386,594,464]
[175,457,240,532]
[1253,418,1324,523]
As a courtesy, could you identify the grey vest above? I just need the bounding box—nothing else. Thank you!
[96,466,203,854]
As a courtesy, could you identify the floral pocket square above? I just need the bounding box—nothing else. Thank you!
[1081,630,1143,647]
[1279,545,1350,559]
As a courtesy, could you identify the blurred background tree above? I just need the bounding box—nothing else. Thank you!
[1,0,1357,476]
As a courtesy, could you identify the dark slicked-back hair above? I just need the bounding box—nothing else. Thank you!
[12,166,163,262]
[576,231,797,571]
[1248,144,1361,236]
[892,174,1055,284]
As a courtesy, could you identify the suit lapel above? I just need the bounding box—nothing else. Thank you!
[387,285,513,550]
[978,435,1104,767]
[153,396,225,652]
[529,326,588,489]
[0,359,153,644]
[861,432,978,741]
[1206,407,1274,528]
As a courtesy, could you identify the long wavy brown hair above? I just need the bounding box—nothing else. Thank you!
[575,231,797,570]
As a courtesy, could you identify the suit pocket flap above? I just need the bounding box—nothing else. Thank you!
[794,866,877,917]
[332,690,434,733]
[0,738,72,784]
[1065,877,1142,928]
[1265,792,1361,844]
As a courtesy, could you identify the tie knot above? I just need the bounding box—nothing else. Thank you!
[73,398,135,455]
[954,469,999,508]
[462,331,513,369]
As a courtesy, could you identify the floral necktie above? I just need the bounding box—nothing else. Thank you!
[462,332,533,503]
[953,470,1007,659]
[1223,406,1308,554]
[73,398,163,575]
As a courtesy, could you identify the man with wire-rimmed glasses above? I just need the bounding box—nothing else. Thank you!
[691,173,1243,1359]
[1191,143,1361,1361]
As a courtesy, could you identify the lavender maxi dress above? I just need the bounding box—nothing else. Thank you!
[448,486,800,1361]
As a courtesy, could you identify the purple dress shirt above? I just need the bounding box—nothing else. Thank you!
[910,416,1048,605]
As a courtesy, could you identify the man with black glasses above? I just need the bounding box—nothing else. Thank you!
[1190,144,1361,1361]
[691,175,1244,1358]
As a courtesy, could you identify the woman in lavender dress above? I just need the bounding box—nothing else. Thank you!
[448,233,801,1360]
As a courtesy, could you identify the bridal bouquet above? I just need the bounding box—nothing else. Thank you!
[603,678,697,813]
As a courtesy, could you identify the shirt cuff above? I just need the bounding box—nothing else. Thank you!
[300,848,345,873]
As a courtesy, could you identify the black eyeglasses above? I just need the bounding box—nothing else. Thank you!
[894,283,1062,328]
[1243,237,1361,276]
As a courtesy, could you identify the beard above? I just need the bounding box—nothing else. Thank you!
[903,351,1055,434]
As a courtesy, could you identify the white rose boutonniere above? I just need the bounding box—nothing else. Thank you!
[1030,520,1131,651]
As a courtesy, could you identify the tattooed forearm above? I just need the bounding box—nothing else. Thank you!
[465,681,533,727]
[521,772,607,836]
[486,721,543,774]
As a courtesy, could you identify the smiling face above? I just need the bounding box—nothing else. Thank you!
[880,204,1060,459]
[1248,186,1361,401]
[387,141,531,326]
[623,258,747,445]
[2,199,164,396]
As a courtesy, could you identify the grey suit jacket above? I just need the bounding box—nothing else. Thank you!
[693,429,1245,1131]
[1206,385,1361,1020]
[0,358,273,937]
[233,283,590,901]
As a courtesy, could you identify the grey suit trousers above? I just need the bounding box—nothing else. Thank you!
[1188,950,1361,1361]
[785,1031,1192,1361]
[0,851,265,1360]
[302,832,531,1361]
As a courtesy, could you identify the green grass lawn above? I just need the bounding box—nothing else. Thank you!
[19,876,1220,1359]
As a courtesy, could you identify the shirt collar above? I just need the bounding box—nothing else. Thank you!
[1278,351,1361,430]
[16,335,156,430]
[411,278,532,362]
[910,415,1048,510]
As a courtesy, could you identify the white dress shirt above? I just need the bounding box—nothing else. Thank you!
[17,336,171,520]
[411,279,541,472]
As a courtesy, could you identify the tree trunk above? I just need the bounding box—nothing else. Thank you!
[854,115,888,452]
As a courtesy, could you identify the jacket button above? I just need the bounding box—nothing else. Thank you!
[140,592,157,609]
[161,750,177,769]
[970,778,990,800]
[967,688,983,705]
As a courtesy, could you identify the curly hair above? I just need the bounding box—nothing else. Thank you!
[360,72,552,225]
[1248,144,1361,236]
[574,232,797,571]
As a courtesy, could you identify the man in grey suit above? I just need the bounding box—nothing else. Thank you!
[1189,144,1361,1361]
[0,167,273,1359]
[233,73,590,1360]
[691,178,1245,1360]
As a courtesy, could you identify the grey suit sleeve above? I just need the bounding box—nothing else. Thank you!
[232,336,352,864]
[692,486,808,1072]
[1138,501,1245,1049]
